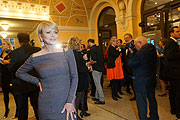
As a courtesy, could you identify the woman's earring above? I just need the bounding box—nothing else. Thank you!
[41,41,44,47]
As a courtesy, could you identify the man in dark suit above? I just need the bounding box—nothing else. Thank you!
[123,33,136,101]
[164,26,180,119]
[128,36,159,120]
[8,33,41,120]
[87,39,105,104]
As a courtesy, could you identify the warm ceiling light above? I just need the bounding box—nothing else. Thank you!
[1,24,9,31]
[1,32,7,39]
[3,7,8,11]
[43,12,47,15]
[31,11,35,14]
[18,9,23,12]
[155,2,158,5]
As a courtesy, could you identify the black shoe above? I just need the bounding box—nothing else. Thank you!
[94,101,105,104]
[119,91,124,95]
[77,115,83,120]
[112,96,118,101]
[80,111,91,118]
[3,109,9,118]
[158,93,167,97]
[130,97,136,101]
[92,98,99,101]
[116,95,122,99]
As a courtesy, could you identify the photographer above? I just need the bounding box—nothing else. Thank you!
[123,33,136,101]
[128,36,159,120]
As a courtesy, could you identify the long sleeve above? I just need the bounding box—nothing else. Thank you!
[8,51,18,73]
[108,46,120,59]
[128,51,142,68]
[90,48,97,61]
[164,40,180,60]
[16,56,39,86]
[65,49,78,103]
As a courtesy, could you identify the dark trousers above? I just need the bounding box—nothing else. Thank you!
[75,91,85,113]
[136,90,159,120]
[2,86,10,114]
[117,79,125,92]
[110,79,119,97]
[84,89,88,111]
[169,80,180,118]
[13,90,39,120]
[125,75,135,94]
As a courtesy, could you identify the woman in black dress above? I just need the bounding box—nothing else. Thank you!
[68,37,90,120]
[0,40,13,118]
[157,38,168,96]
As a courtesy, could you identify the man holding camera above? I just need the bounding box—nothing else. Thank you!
[123,33,136,101]
[128,36,159,120]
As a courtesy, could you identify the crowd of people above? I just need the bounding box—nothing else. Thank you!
[0,21,180,120]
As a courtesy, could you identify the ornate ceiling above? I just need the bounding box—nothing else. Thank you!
[11,0,98,27]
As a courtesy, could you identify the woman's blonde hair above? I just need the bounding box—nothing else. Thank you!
[110,36,117,45]
[2,40,13,51]
[68,37,81,51]
[37,21,59,35]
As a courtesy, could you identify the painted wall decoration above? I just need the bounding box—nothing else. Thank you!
[11,0,97,27]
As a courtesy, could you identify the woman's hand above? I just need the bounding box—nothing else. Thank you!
[39,82,42,92]
[83,54,88,60]
[61,103,76,120]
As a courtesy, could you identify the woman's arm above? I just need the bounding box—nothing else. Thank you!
[65,49,78,103]
[108,46,120,58]
[15,56,39,86]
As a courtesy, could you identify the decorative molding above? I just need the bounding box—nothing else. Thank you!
[58,26,89,33]
[0,0,49,20]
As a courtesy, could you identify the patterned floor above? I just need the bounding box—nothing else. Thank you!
[0,80,177,120]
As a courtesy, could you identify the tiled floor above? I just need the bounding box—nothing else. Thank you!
[0,80,177,120]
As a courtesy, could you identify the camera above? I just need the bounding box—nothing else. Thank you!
[125,40,135,50]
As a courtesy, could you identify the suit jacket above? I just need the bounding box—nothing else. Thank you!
[90,44,104,72]
[164,38,180,80]
[8,44,41,93]
[122,45,136,75]
[107,45,120,69]
[128,44,157,94]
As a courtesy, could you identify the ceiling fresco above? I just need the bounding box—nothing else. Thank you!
[11,0,99,27]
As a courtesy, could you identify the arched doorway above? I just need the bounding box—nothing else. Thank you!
[98,7,117,52]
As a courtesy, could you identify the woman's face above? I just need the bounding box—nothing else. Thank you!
[39,25,58,45]
[2,41,9,51]
[112,40,117,46]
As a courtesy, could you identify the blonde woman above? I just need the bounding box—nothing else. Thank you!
[106,37,124,101]
[68,37,90,120]
[16,21,78,120]
[0,40,13,118]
